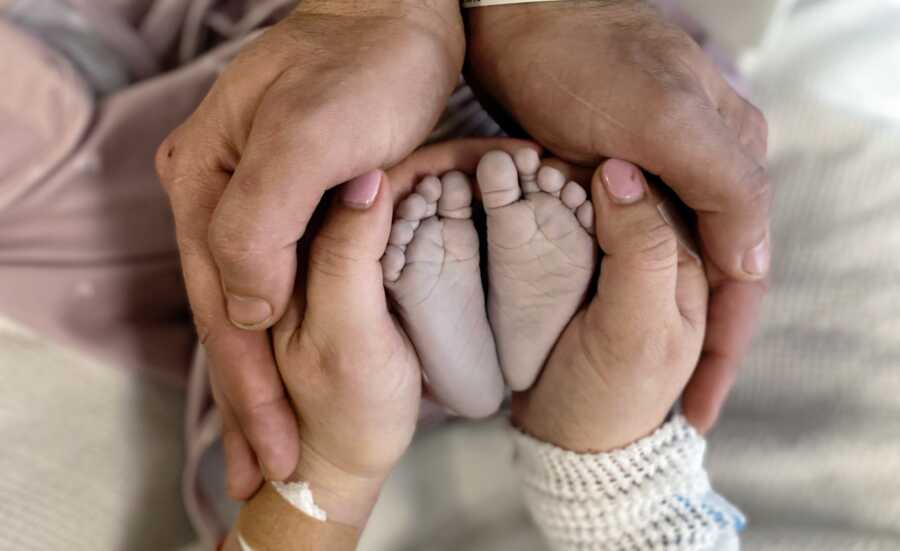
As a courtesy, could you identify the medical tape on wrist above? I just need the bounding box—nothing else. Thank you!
[462,0,566,7]
[236,482,358,550]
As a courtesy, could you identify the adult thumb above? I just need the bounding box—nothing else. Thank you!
[305,170,394,330]
[588,160,682,328]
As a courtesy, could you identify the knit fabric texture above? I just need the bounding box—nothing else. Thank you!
[514,416,742,550]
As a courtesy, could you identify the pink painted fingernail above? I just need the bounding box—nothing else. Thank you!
[226,293,273,329]
[342,170,383,209]
[742,234,770,277]
[602,159,645,204]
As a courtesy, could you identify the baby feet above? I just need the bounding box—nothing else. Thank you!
[382,172,504,418]
[476,150,597,390]
[381,147,597,415]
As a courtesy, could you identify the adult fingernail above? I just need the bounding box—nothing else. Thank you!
[602,159,645,204]
[226,293,273,329]
[742,235,770,277]
[342,170,382,209]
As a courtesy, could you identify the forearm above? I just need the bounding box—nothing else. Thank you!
[514,416,744,551]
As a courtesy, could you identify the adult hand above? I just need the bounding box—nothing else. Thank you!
[467,0,770,431]
[155,0,465,498]
[513,160,708,451]
[225,171,421,551]
[270,170,422,528]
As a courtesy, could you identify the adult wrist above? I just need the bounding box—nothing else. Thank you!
[288,442,390,529]
[465,0,621,43]
[294,0,465,70]
[511,390,670,454]
[235,483,362,551]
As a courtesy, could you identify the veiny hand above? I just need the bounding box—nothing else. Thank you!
[270,170,422,528]
[468,0,770,431]
[155,0,464,497]
[513,160,708,452]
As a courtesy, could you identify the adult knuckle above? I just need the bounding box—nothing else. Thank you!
[735,163,773,213]
[208,218,262,267]
[648,88,705,139]
[155,131,207,204]
[746,102,769,137]
[654,34,704,89]
[229,173,261,199]
[233,393,284,423]
[155,126,200,189]
[634,216,678,271]
[736,100,769,152]
[154,131,180,190]
[156,137,225,217]
[308,233,366,278]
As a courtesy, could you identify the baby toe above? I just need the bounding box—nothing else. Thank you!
[381,245,406,282]
[537,165,566,196]
[561,181,587,210]
[438,171,473,219]
[477,151,522,209]
[398,193,428,221]
[514,149,541,193]
[577,201,596,234]
[389,220,416,248]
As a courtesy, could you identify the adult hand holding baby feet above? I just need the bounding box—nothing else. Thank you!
[512,159,708,452]
[468,0,770,431]
[227,170,421,551]
[155,0,466,497]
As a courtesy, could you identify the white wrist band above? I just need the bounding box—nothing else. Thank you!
[463,0,566,7]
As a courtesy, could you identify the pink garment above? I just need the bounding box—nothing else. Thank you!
[0,0,299,385]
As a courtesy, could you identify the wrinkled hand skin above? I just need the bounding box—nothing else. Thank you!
[467,0,771,432]
[155,0,465,499]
